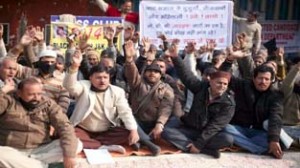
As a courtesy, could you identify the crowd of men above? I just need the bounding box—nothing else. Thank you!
[0,0,299,167]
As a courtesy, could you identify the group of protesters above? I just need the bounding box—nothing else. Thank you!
[0,0,299,168]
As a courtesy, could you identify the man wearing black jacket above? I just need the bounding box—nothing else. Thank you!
[162,47,235,158]
[220,58,284,159]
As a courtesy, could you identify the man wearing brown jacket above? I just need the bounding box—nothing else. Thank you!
[0,77,81,168]
[124,41,175,150]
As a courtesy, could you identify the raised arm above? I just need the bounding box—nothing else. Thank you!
[94,0,109,13]
[168,40,203,93]
[63,49,84,97]
[0,24,7,59]
[280,62,300,97]
[124,40,142,89]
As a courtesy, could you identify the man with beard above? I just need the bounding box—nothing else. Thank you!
[0,77,81,168]
[220,61,284,159]
[6,32,70,114]
[124,40,175,155]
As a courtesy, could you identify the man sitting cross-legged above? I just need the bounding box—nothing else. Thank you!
[0,77,82,168]
[161,43,235,158]
[64,49,159,155]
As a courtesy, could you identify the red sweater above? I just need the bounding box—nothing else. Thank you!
[106,5,139,24]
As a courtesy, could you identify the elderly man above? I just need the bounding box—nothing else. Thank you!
[0,58,19,93]
[0,77,81,168]
[161,45,235,158]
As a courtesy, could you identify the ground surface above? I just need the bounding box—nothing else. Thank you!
[71,151,300,168]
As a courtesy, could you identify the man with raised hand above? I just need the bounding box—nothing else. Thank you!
[161,41,235,158]
[64,48,140,154]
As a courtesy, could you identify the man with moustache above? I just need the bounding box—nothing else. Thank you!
[221,60,284,159]
[160,44,235,158]
[64,49,139,154]
[124,41,175,155]
[0,77,81,168]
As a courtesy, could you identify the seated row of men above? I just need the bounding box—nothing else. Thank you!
[0,29,299,168]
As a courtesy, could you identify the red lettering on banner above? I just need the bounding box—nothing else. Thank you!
[204,14,218,19]
[94,27,102,40]
[262,24,273,31]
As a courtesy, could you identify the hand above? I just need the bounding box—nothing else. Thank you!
[1,78,16,93]
[142,37,151,52]
[132,31,140,43]
[268,141,283,159]
[171,38,180,46]
[78,33,90,51]
[115,25,124,37]
[207,40,217,52]
[128,129,139,145]
[34,26,44,42]
[124,25,135,41]
[63,156,77,168]
[185,42,196,54]
[71,48,83,69]
[124,40,136,62]
[0,24,3,40]
[198,44,208,54]
[20,32,33,46]
[275,47,284,58]
[234,33,249,50]
[186,143,200,153]
[157,34,167,41]
[149,123,163,140]
[168,40,179,58]
[104,26,115,41]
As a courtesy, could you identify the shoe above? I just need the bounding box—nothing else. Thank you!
[201,148,220,158]
[141,140,161,156]
[99,145,126,154]
[131,143,141,151]
[291,138,300,149]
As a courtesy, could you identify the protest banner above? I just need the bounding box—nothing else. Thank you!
[139,1,233,49]
[50,16,123,53]
[50,15,123,26]
[261,21,300,53]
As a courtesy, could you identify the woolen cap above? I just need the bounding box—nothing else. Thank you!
[210,71,231,82]
[144,64,162,74]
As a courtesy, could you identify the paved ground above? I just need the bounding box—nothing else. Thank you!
[73,151,300,168]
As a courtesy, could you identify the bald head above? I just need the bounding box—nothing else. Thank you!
[0,58,18,81]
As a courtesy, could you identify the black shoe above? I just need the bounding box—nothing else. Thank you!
[141,140,161,156]
[201,148,220,158]
[131,143,141,151]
